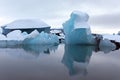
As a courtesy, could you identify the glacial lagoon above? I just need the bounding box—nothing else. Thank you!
[0,44,120,80]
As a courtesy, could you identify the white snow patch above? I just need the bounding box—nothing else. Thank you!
[102,34,120,42]
[5,19,50,29]
[0,34,6,40]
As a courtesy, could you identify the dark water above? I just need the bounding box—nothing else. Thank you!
[0,44,120,80]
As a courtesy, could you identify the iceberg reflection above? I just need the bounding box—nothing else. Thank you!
[22,44,58,55]
[62,45,93,76]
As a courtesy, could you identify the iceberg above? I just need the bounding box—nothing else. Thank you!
[0,29,59,46]
[99,39,116,53]
[63,11,95,44]
[23,31,59,45]
[5,19,49,29]
[2,19,50,35]
[7,30,27,41]
[0,30,28,47]
[26,29,39,38]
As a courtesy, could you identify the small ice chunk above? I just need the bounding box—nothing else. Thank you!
[99,39,116,53]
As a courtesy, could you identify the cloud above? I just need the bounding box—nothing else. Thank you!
[0,0,120,31]
[89,12,120,29]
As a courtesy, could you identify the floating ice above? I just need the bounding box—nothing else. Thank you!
[7,30,26,41]
[63,11,94,44]
[99,39,116,53]
[23,31,59,45]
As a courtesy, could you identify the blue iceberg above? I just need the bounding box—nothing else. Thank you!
[23,31,59,45]
[63,11,95,45]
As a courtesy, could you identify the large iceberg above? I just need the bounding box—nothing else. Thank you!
[63,11,95,44]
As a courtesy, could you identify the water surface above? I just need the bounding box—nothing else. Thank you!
[0,44,120,80]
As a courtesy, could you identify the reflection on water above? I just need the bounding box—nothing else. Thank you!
[62,45,93,76]
[22,44,58,55]
[0,43,120,80]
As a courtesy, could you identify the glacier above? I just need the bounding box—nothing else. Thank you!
[63,11,95,45]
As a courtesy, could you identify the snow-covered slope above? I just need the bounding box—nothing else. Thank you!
[5,19,50,29]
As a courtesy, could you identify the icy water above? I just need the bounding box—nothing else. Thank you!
[0,44,120,80]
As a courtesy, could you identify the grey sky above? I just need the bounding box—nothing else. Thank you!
[0,0,120,33]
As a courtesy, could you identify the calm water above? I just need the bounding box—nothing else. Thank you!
[0,44,120,80]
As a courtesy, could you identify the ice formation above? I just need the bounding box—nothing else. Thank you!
[99,39,116,53]
[23,31,59,45]
[0,29,59,47]
[5,19,49,29]
[7,30,27,41]
[63,11,94,44]
[26,29,39,38]
[0,30,28,47]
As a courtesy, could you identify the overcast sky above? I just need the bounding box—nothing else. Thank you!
[0,0,120,33]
